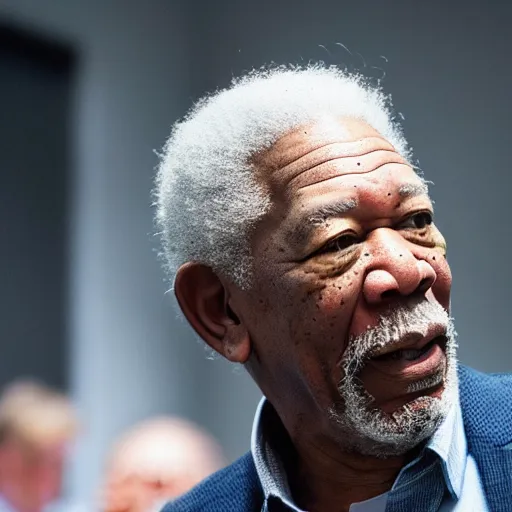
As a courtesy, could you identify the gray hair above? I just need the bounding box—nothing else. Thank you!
[154,64,411,287]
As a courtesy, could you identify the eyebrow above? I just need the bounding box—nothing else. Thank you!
[287,199,357,246]
[307,198,358,225]
[398,181,429,198]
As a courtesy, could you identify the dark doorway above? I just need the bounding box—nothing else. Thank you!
[0,24,75,390]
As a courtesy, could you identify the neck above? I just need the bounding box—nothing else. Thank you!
[287,436,417,512]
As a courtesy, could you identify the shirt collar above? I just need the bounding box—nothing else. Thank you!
[251,398,299,510]
[425,393,467,499]
[251,395,468,507]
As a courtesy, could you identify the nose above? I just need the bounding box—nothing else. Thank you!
[363,228,437,305]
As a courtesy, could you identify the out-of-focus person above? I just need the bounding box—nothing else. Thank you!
[0,380,79,512]
[101,417,225,512]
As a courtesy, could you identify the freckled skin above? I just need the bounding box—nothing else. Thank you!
[224,118,452,509]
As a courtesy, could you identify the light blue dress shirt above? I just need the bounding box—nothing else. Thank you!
[251,397,489,511]
[0,496,16,512]
[0,495,87,512]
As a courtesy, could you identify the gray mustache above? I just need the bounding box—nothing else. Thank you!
[342,300,451,377]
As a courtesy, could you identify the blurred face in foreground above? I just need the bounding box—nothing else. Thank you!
[176,116,455,459]
[0,438,67,511]
[102,419,224,512]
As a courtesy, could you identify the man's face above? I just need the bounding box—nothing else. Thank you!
[230,117,454,455]
[0,439,66,507]
[25,443,66,504]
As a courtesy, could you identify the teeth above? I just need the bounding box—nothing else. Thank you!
[385,348,424,361]
[373,340,435,362]
[402,349,423,361]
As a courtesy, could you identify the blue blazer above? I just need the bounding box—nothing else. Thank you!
[163,366,512,512]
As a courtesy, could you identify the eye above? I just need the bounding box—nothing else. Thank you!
[398,211,433,230]
[319,232,360,254]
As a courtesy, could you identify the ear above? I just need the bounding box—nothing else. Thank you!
[174,262,251,363]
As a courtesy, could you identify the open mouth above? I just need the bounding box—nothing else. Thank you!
[370,335,447,364]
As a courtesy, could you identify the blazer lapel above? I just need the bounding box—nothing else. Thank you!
[470,440,512,512]
[458,365,512,512]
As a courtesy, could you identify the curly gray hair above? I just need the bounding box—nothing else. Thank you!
[154,64,411,288]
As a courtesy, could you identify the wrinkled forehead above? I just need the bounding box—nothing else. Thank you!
[253,117,419,199]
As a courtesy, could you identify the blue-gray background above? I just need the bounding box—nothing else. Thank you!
[0,0,510,506]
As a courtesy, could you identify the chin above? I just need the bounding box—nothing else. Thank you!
[329,357,459,458]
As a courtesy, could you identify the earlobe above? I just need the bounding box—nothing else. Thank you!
[223,321,251,363]
[174,262,251,363]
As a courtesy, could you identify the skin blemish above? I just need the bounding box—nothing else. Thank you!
[395,202,401,208]
[432,255,436,260]
[364,253,370,257]
[340,299,345,306]
[387,193,391,196]
[357,162,361,166]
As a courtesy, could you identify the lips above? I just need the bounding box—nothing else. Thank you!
[371,335,447,363]
[365,333,447,382]
[368,323,448,360]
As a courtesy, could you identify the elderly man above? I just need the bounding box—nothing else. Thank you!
[101,417,224,512]
[0,380,78,512]
[154,65,512,511]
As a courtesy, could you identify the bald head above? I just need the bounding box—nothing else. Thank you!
[103,417,224,512]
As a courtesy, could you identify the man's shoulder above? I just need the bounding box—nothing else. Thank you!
[459,364,512,446]
[162,451,263,512]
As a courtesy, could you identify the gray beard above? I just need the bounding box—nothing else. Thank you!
[329,299,458,458]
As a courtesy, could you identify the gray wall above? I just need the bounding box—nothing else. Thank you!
[0,25,73,391]
[184,0,512,372]
[0,1,257,505]
[0,0,510,505]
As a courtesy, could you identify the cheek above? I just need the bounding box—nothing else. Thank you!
[283,266,364,355]
[248,267,366,407]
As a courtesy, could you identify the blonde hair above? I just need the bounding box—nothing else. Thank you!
[0,380,78,449]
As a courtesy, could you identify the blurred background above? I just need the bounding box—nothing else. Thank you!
[0,0,511,508]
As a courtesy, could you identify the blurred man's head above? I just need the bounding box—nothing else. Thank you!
[0,380,78,512]
[102,417,224,512]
